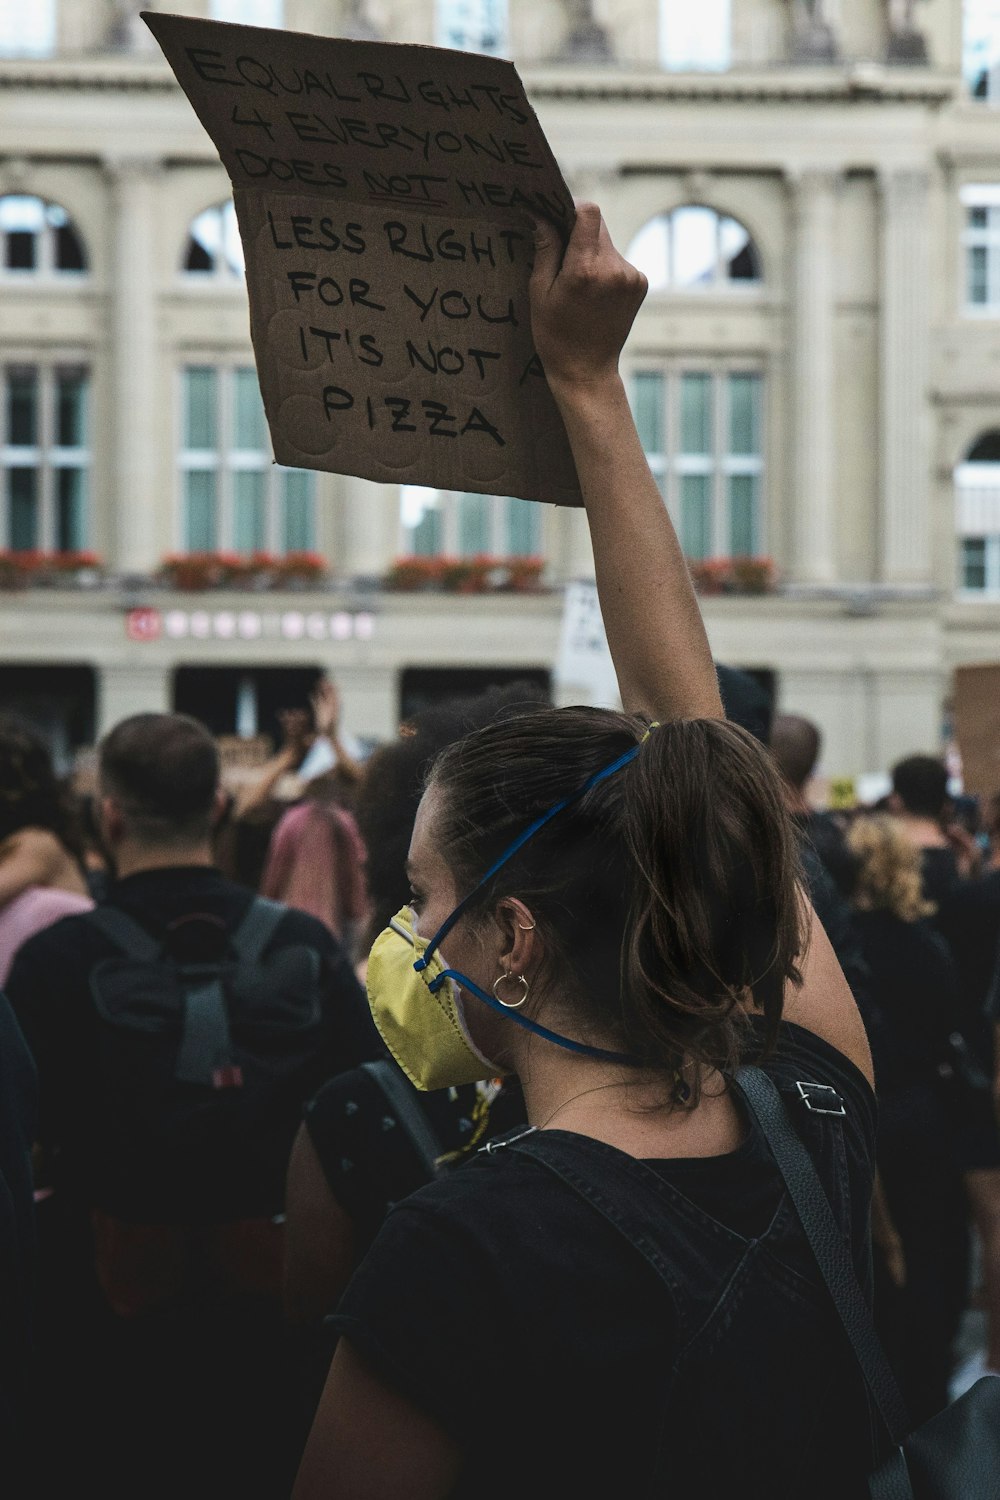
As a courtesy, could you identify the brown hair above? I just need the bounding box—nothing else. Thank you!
[846,814,935,923]
[428,708,806,1104]
[99,713,219,845]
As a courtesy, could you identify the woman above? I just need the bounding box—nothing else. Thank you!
[293,206,876,1500]
[0,719,92,986]
[847,813,978,1418]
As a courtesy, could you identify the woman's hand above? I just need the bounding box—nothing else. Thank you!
[529,202,647,395]
[311,677,342,740]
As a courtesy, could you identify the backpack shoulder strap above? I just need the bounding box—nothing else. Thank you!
[229,896,287,968]
[85,905,162,963]
[360,1059,445,1178]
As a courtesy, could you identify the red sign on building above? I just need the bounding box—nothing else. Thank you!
[126,608,162,643]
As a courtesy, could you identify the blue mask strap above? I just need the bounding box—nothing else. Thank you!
[415,740,641,973]
[429,968,642,1068]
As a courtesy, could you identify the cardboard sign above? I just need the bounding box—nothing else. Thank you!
[143,12,581,506]
[555,581,620,708]
[951,663,1000,802]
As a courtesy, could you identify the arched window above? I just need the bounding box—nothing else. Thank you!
[626,206,761,292]
[956,431,1000,593]
[0,196,87,275]
[183,202,245,279]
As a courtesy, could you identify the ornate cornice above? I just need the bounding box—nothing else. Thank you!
[0,55,959,107]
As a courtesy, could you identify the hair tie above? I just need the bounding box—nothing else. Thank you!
[641,720,661,744]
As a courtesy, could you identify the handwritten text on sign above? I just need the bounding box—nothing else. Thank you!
[143,13,581,506]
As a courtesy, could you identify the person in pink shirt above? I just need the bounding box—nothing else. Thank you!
[0,718,93,986]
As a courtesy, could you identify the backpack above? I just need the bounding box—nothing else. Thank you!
[84,897,326,1313]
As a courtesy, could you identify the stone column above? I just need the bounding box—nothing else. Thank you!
[790,169,838,586]
[339,475,400,581]
[559,507,596,582]
[106,156,161,577]
[98,661,172,734]
[878,169,932,585]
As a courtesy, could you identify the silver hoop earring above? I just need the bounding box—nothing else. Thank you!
[493,973,529,1009]
[516,920,536,931]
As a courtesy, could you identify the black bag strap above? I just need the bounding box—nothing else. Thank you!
[230,896,287,968]
[85,905,162,962]
[734,1066,910,1445]
[360,1060,446,1179]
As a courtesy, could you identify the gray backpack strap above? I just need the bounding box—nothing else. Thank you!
[360,1059,445,1178]
[86,905,162,963]
[230,897,287,969]
[174,975,238,1088]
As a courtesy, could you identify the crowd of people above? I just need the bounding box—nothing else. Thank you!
[0,204,998,1498]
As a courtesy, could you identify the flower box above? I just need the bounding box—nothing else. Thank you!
[688,556,776,596]
[384,554,548,593]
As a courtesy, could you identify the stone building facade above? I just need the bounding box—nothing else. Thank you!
[2,0,1000,783]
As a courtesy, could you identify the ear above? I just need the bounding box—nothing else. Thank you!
[99,794,124,848]
[494,896,542,981]
[887,792,903,814]
[210,787,229,827]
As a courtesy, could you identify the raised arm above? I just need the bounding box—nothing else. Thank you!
[530,204,723,722]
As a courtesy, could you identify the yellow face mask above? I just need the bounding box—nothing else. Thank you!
[366,907,501,1091]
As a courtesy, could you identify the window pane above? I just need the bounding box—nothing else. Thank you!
[961,537,988,589]
[234,369,266,451]
[720,217,758,281]
[457,491,490,556]
[437,0,508,55]
[184,368,216,450]
[964,1,1000,98]
[57,468,86,551]
[728,374,759,456]
[632,371,666,455]
[660,0,730,71]
[9,468,38,550]
[680,373,712,454]
[234,470,266,553]
[282,470,315,552]
[970,206,989,229]
[412,504,443,556]
[209,0,283,23]
[5,231,35,271]
[0,1,56,57]
[54,222,86,273]
[505,496,540,556]
[680,474,711,559]
[671,207,718,287]
[8,368,37,446]
[729,475,757,556]
[185,470,217,552]
[969,245,989,304]
[626,217,671,291]
[56,369,87,447]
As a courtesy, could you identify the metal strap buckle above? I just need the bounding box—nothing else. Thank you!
[795,1080,846,1117]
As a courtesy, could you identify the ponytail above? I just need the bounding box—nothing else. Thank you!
[620,718,806,1101]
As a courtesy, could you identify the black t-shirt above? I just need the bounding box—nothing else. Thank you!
[330,1022,876,1500]
[5,866,384,1214]
[0,995,37,1480]
[934,870,1000,1059]
[853,909,960,1093]
[920,846,962,908]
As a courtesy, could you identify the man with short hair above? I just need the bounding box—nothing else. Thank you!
[7,712,383,1499]
[770,712,857,901]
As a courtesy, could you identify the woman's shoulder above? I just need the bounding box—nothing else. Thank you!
[753,1018,877,1153]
